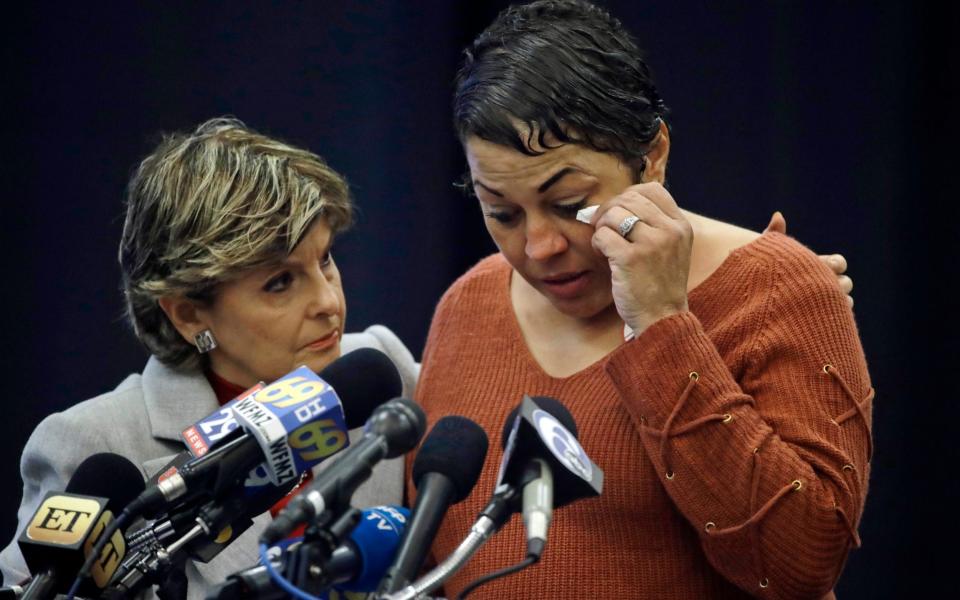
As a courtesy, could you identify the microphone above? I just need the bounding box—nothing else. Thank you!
[133,348,403,519]
[210,505,409,600]
[381,396,603,600]
[260,398,426,545]
[377,416,489,595]
[497,396,602,557]
[124,348,403,561]
[15,453,145,600]
[90,350,404,599]
[182,347,402,458]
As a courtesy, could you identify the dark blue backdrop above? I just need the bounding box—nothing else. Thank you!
[2,1,957,596]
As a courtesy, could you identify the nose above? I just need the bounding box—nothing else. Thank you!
[305,270,341,319]
[525,215,569,261]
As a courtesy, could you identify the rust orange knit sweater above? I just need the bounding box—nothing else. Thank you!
[412,232,872,600]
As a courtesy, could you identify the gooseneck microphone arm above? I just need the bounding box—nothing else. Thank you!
[380,486,518,600]
[20,568,57,600]
[378,415,489,595]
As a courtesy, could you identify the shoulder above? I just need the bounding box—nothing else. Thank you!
[21,371,151,482]
[705,231,848,321]
[418,253,509,377]
[692,211,837,297]
[2,366,163,584]
[448,253,509,292]
[739,232,841,294]
[342,326,420,398]
[691,228,852,344]
[436,253,509,313]
[734,234,854,352]
[65,372,147,422]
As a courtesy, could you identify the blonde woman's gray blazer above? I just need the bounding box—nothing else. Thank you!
[0,325,419,598]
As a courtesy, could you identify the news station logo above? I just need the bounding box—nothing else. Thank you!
[25,495,101,545]
[84,511,126,587]
[532,409,594,482]
[18,492,127,592]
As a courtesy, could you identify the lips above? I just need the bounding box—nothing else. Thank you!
[543,271,586,284]
[540,270,590,299]
[305,330,340,351]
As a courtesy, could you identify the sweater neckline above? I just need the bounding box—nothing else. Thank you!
[498,266,619,384]
[498,231,775,382]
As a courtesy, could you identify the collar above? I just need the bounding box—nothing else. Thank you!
[140,355,221,443]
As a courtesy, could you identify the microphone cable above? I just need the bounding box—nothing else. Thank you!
[454,551,539,600]
[259,544,321,600]
[65,501,138,600]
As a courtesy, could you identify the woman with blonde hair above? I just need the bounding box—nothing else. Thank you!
[0,117,417,597]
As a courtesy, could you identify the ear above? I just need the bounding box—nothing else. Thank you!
[158,295,210,347]
[641,119,671,184]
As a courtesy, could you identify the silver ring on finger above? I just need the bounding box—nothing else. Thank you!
[618,215,641,238]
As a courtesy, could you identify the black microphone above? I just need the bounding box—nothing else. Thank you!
[324,348,404,429]
[497,396,602,557]
[260,398,426,545]
[125,347,403,559]
[379,397,603,600]
[131,347,403,519]
[103,349,404,598]
[377,416,489,594]
[16,453,145,600]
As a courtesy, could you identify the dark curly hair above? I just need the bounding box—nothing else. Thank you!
[454,0,668,180]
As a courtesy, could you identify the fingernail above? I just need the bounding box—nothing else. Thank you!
[576,205,599,224]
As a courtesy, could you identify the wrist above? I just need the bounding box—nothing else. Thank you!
[625,303,689,336]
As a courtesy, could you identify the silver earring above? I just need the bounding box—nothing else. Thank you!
[195,329,217,353]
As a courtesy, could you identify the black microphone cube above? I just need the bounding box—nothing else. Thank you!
[18,491,125,590]
[499,396,604,509]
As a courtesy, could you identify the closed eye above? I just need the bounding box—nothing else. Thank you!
[555,198,588,218]
[482,209,518,225]
[264,271,293,293]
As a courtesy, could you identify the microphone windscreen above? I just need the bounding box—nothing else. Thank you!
[65,452,146,513]
[320,348,403,429]
[501,396,579,448]
[372,398,426,457]
[341,505,410,592]
[412,416,489,502]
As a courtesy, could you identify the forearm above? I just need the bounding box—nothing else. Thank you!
[606,311,871,599]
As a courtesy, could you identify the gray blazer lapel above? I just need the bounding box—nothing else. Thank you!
[140,356,221,444]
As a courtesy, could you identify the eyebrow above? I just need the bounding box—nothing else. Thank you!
[276,235,333,268]
[473,167,582,198]
[536,167,579,193]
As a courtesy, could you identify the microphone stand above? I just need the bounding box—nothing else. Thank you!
[379,487,517,600]
[103,496,245,599]
[285,507,361,596]
[210,505,363,600]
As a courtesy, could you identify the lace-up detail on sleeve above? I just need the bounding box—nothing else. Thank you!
[654,372,754,479]
[824,364,874,461]
[648,367,867,592]
[601,234,874,599]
